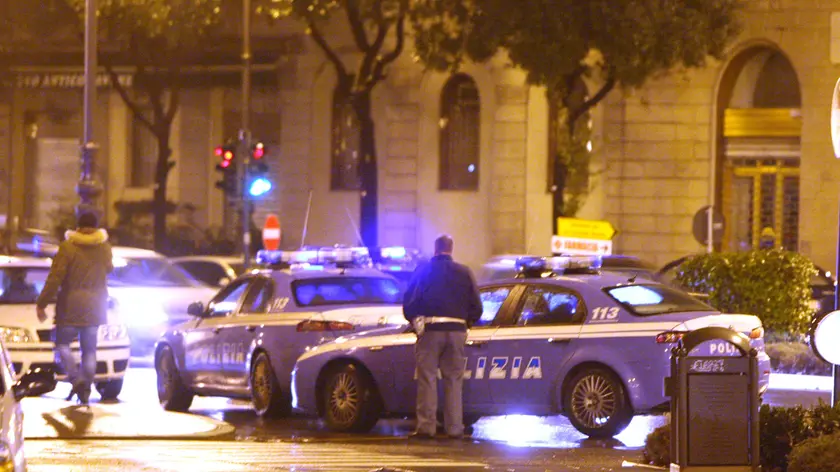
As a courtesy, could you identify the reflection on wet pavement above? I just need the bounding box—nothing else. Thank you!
[59,364,671,450]
[472,414,668,449]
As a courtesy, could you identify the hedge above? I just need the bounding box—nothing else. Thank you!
[644,402,840,471]
[674,250,816,336]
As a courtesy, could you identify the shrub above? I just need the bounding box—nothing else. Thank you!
[765,341,831,376]
[788,433,840,472]
[643,423,671,466]
[643,402,840,471]
[675,250,816,335]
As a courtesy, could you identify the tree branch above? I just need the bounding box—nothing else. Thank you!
[307,18,349,81]
[568,73,616,134]
[164,68,181,125]
[345,0,371,52]
[370,0,407,86]
[104,62,155,133]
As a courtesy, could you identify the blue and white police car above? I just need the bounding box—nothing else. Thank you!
[290,255,772,438]
[154,247,408,417]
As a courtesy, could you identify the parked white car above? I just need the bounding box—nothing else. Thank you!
[170,255,246,287]
[108,247,217,353]
[0,256,130,400]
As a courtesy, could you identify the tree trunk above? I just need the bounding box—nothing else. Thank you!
[353,90,378,248]
[153,128,172,253]
[552,157,567,234]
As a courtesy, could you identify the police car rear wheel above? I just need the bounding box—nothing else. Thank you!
[251,352,290,417]
[95,379,123,401]
[323,364,380,433]
[156,346,193,412]
[564,368,632,438]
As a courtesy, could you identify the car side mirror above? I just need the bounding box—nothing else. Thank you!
[13,367,56,402]
[218,277,231,287]
[187,301,205,317]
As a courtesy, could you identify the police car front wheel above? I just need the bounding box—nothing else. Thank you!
[563,367,632,438]
[322,363,381,433]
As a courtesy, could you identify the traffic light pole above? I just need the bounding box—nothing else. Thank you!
[78,0,103,218]
[240,0,252,266]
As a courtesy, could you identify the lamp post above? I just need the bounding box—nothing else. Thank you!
[76,0,102,218]
[829,77,840,404]
[240,0,252,266]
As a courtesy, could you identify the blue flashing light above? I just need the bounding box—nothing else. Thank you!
[515,255,602,276]
[256,246,372,268]
[380,246,407,260]
[249,177,272,197]
[389,265,403,271]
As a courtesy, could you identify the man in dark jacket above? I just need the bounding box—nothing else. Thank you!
[36,212,113,404]
[403,235,482,439]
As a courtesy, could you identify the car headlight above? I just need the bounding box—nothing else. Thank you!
[0,327,33,344]
[98,324,128,342]
[111,297,168,327]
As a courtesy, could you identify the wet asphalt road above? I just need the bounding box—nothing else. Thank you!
[25,364,825,471]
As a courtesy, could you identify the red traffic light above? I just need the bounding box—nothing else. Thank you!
[214,146,224,157]
[220,159,231,168]
[253,142,265,160]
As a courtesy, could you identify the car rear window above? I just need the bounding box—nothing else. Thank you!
[605,284,713,316]
[292,277,402,307]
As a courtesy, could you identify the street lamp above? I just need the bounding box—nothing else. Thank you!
[829,77,840,404]
[76,0,102,218]
[240,0,252,266]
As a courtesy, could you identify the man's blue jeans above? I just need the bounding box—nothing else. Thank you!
[54,325,98,388]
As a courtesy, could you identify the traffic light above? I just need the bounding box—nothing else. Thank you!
[214,142,238,194]
[248,141,272,197]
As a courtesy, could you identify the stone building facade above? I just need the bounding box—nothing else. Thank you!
[4,0,840,272]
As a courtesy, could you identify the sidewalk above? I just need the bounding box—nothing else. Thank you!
[22,396,235,440]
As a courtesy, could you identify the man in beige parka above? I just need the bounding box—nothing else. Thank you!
[36,212,113,404]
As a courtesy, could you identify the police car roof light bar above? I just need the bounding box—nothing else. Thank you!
[256,247,372,269]
[515,255,602,278]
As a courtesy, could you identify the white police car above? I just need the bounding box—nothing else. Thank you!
[0,356,56,471]
[291,255,772,438]
[0,256,130,400]
[154,247,408,417]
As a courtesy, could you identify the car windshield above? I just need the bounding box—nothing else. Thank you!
[109,257,201,287]
[605,283,713,316]
[0,267,49,304]
[292,277,403,307]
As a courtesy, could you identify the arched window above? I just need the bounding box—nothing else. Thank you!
[440,74,480,191]
[331,88,361,190]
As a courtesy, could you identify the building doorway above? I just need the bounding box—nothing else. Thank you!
[716,47,801,251]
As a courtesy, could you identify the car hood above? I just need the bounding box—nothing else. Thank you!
[108,285,216,316]
[0,304,124,332]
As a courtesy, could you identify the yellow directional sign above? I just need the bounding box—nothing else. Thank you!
[556,218,617,241]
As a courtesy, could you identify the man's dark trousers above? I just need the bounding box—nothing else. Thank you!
[415,329,468,437]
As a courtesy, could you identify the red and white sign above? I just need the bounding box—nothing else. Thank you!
[551,236,612,256]
[263,214,281,251]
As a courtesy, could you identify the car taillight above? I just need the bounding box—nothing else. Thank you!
[656,331,686,344]
[749,326,764,340]
[296,320,355,332]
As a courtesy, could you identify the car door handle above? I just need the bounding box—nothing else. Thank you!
[245,326,256,333]
[466,341,487,348]
[547,337,570,344]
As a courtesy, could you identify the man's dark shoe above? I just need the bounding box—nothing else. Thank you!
[408,431,435,440]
